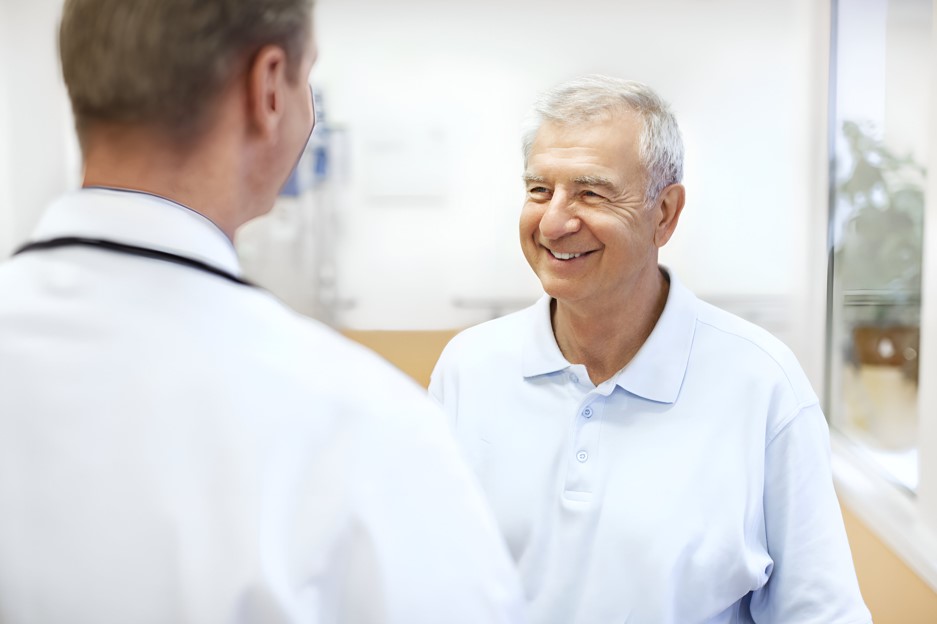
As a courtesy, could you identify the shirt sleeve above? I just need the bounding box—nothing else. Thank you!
[749,403,871,623]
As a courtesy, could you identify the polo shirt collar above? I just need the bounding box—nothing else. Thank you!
[521,268,698,404]
[614,269,697,403]
[29,187,242,277]
[521,295,570,378]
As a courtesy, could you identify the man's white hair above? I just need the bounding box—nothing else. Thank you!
[522,75,685,206]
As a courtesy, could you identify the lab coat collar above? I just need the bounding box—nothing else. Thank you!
[29,187,243,277]
[521,267,698,404]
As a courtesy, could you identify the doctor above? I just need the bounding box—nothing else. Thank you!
[0,1,524,622]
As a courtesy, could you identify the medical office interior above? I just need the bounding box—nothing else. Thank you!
[1,0,937,620]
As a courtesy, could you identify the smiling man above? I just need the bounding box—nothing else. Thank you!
[430,75,870,624]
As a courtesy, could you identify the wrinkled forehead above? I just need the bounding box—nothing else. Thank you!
[524,118,648,190]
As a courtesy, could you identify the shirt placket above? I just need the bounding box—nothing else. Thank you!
[563,373,607,501]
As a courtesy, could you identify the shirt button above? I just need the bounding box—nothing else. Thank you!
[576,451,588,463]
[569,372,579,384]
[582,407,593,418]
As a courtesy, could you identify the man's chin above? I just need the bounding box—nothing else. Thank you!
[538,278,583,304]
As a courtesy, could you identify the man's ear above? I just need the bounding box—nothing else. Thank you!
[654,183,685,248]
[246,45,289,138]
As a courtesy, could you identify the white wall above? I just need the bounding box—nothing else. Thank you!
[0,2,14,256]
[0,0,75,258]
[798,0,836,389]
[885,0,933,162]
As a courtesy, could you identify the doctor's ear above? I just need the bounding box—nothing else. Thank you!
[654,183,685,248]
[246,45,289,138]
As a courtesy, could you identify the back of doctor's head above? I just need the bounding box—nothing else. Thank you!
[59,0,314,149]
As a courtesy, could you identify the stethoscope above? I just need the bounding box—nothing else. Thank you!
[13,236,255,287]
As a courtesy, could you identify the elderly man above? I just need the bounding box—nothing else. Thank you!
[0,1,524,622]
[430,75,870,623]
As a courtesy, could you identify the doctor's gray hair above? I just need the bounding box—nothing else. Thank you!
[521,75,684,206]
[60,0,314,145]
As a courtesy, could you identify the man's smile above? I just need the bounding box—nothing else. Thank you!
[545,246,598,261]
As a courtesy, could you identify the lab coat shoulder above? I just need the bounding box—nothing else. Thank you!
[240,298,527,623]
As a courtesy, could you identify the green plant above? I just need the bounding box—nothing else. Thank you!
[835,120,926,298]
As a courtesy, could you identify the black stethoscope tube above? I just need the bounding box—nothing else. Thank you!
[13,236,255,288]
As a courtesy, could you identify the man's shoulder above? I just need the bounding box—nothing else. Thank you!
[439,302,539,365]
[693,298,791,356]
[691,298,816,402]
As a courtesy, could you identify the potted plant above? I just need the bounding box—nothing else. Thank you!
[834,120,926,383]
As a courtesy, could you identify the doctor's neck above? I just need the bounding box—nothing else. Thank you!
[78,119,261,241]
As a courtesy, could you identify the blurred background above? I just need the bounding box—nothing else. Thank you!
[1,0,936,621]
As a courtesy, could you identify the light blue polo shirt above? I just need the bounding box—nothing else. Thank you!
[430,270,870,624]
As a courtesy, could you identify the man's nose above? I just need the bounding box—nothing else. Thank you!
[539,191,580,240]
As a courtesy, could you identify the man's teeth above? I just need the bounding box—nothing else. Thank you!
[550,250,584,260]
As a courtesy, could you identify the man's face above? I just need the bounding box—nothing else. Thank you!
[519,113,661,309]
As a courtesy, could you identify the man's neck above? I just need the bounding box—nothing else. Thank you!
[552,267,670,386]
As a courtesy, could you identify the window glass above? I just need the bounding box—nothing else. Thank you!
[828,0,931,491]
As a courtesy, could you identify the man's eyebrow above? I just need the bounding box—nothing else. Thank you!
[522,173,546,184]
[572,175,616,189]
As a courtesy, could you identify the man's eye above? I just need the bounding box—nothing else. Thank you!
[528,187,550,194]
[582,190,603,198]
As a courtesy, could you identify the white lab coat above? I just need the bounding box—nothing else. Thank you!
[0,188,525,624]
